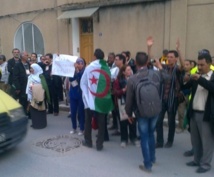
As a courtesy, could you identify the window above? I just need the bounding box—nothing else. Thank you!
[14,22,44,55]
[80,18,93,34]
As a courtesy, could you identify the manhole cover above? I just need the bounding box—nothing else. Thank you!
[31,135,82,156]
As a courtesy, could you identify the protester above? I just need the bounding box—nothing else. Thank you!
[122,51,136,73]
[190,60,197,74]
[43,53,63,116]
[108,52,120,132]
[80,48,113,151]
[148,37,185,148]
[30,53,38,64]
[69,58,86,136]
[38,55,46,71]
[109,53,119,79]
[125,51,169,173]
[26,63,50,129]
[13,51,30,115]
[159,49,169,64]
[107,52,116,69]
[0,55,9,92]
[184,52,214,157]
[184,49,214,173]
[7,48,21,98]
[113,65,138,147]
[176,59,192,133]
[111,54,126,136]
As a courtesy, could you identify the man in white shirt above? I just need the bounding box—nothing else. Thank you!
[184,49,214,173]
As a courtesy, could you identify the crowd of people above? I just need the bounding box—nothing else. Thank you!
[0,50,63,128]
[0,36,214,174]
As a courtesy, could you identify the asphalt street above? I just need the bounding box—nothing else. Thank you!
[0,111,213,177]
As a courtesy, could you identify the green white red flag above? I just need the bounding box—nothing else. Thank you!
[80,59,113,113]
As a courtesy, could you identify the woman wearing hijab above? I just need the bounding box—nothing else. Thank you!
[26,63,50,129]
[69,58,86,135]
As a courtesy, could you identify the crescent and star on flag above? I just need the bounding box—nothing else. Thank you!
[88,69,110,98]
[89,75,98,85]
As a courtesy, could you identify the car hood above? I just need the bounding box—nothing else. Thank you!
[0,90,21,113]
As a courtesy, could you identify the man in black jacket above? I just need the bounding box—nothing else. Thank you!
[43,53,63,116]
[7,48,21,98]
[13,51,30,115]
[38,55,46,71]
[184,50,214,173]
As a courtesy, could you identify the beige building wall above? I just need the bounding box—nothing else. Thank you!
[92,0,214,60]
[167,0,188,58]
[1,0,214,60]
[186,0,214,60]
[93,2,165,58]
[0,0,55,16]
[0,9,70,59]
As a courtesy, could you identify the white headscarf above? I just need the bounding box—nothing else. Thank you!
[26,63,43,101]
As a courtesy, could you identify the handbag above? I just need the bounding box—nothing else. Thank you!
[31,84,45,111]
[117,97,134,121]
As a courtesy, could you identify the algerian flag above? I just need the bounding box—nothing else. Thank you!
[80,59,114,113]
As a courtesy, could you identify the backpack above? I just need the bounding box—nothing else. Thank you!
[135,70,162,118]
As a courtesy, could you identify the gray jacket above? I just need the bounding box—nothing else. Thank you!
[125,67,170,118]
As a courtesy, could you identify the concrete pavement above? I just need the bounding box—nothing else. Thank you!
[0,111,213,177]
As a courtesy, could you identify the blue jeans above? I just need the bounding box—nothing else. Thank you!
[70,97,85,131]
[138,115,158,169]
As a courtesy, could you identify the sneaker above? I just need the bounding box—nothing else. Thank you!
[108,125,116,130]
[111,130,120,136]
[54,112,59,116]
[186,161,199,167]
[133,140,141,147]
[96,145,103,151]
[78,131,83,136]
[176,128,184,134]
[70,130,77,134]
[120,142,127,148]
[139,165,152,173]
[184,149,194,157]
[155,143,163,148]
[164,142,173,148]
[82,140,92,148]
[196,167,210,173]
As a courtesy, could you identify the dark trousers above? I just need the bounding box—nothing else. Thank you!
[84,109,106,148]
[156,98,178,145]
[19,92,28,115]
[9,85,18,100]
[120,119,137,142]
[112,108,118,129]
[111,95,120,129]
[48,85,59,113]
[104,114,109,141]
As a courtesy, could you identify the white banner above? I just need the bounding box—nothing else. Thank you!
[52,54,78,77]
